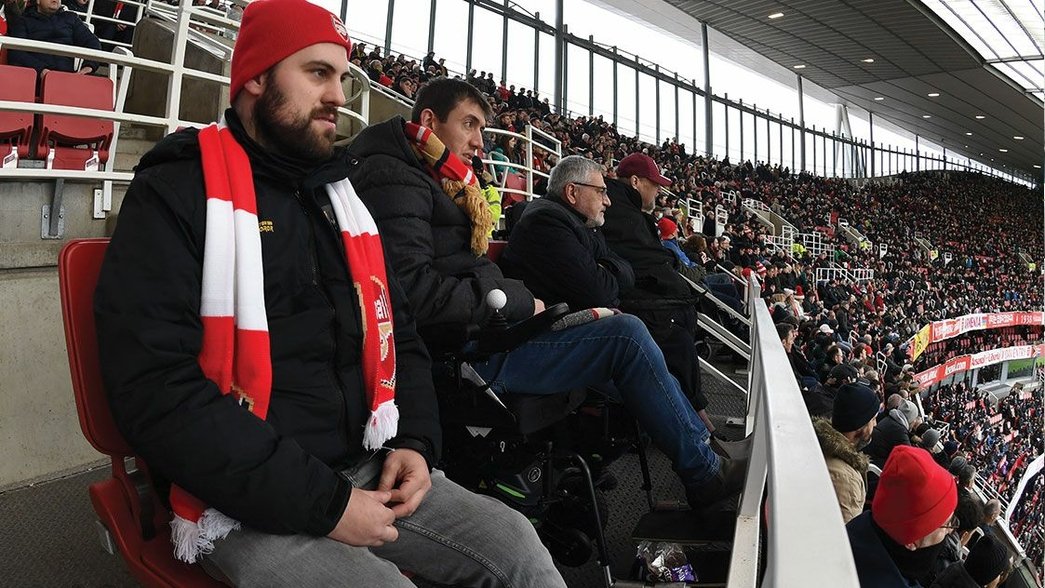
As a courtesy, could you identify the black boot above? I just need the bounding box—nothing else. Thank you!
[683,455,748,509]
[710,432,753,461]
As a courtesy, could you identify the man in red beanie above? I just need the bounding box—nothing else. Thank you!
[95,0,564,585]
[846,445,959,587]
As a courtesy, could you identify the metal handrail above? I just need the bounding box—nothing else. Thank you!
[729,275,860,586]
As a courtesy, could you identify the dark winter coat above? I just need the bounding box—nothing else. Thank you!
[865,409,913,467]
[346,116,535,327]
[929,562,981,588]
[601,177,695,307]
[95,109,440,538]
[847,511,924,588]
[7,6,101,74]
[499,196,635,309]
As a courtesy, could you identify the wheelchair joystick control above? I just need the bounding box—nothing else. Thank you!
[485,289,509,331]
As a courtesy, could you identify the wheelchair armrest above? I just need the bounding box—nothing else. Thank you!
[476,302,571,354]
[419,323,481,357]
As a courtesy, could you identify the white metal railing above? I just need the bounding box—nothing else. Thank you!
[801,231,835,258]
[742,197,770,214]
[715,203,728,237]
[814,267,875,285]
[729,275,859,586]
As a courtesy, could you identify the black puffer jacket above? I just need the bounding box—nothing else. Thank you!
[601,177,694,307]
[864,409,913,467]
[499,196,635,309]
[346,116,535,326]
[95,110,440,537]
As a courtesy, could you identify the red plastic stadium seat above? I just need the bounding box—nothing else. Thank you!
[503,172,527,204]
[37,71,114,170]
[0,64,37,160]
[486,239,507,262]
[0,16,8,65]
[59,239,224,588]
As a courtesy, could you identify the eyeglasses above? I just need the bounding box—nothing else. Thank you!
[572,181,608,195]
[940,515,961,531]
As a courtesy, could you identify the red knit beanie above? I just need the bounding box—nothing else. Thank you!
[872,445,957,545]
[230,0,353,102]
[657,217,677,240]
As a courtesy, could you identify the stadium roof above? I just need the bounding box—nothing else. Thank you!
[613,0,1044,181]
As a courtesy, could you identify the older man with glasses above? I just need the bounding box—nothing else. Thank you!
[498,154,748,509]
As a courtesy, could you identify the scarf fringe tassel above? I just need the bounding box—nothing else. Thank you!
[170,508,241,564]
[362,400,400,451]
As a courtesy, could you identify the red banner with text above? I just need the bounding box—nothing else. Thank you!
[913,343,1045,388]
[909,312,1044,360]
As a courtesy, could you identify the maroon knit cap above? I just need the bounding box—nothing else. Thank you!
[230,0,352,102]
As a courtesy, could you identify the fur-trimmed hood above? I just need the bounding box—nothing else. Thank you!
[813,417,869,474]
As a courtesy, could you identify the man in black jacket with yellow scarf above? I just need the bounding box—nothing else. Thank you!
[348,78,746,514]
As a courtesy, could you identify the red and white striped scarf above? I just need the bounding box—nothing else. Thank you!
[168,123,399,563]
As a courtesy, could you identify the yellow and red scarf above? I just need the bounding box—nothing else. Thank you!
[404,120,492,255]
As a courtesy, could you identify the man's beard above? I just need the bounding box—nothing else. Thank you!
[254,81,337,162]
[854,431,872,451]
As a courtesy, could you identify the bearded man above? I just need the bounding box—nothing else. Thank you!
[813,382,879,523]
[94,0,564,585]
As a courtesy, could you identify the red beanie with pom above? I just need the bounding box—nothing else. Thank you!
[872,445,957,545]
[230,0,352,102]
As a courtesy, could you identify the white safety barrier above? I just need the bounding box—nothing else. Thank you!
[729,275,860,586]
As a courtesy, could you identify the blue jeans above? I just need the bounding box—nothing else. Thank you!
[201,453,566,587]
[469,314,721,485]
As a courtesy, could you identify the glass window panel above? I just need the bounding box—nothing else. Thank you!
[506,20,536,92]
[1004,0,1044,51]
[591,54,615,121]
[970,0,1039,55]
[430,0,470,73]
[677,89,695,155]
[388,0,431,59]
[617,64,638,137]
[536,31,555,96]
[693,92,706,157]
[564,42,590,117]
[637,72,657,143]
[659,78,677,145]
[708,53,798,121]
[470,7,504,81]
[727,105,741,162]
[345,0,390,49]
[563,0,704,87]
[740,110,754,162]
[711,99,726,159]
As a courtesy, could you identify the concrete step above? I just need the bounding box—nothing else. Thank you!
[112,134,158,172]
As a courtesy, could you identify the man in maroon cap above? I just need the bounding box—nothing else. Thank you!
[603,153,731,443]
[94,0,565,585]
[846,445,959,587]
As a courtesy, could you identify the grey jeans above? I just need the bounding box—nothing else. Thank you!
[200,453,566,588]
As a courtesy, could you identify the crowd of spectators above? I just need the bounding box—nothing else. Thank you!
[923,380,1044,567]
